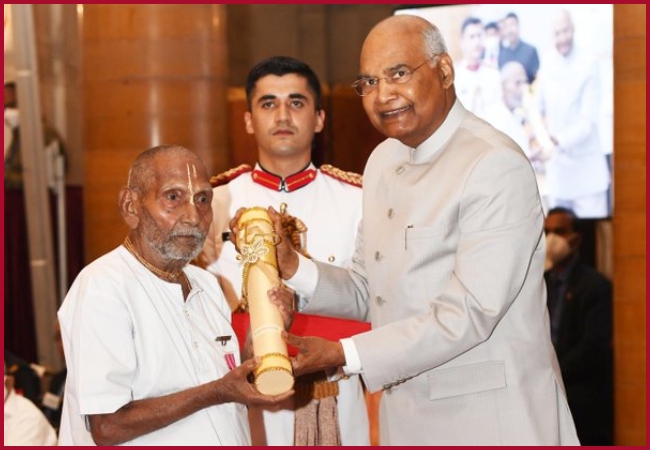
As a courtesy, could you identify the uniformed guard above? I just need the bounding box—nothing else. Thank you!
[199,56,371,446]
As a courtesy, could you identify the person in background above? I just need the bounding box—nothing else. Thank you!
[3,80,66,189]
[57,145,292,446]
[498,12,540,84]
[41,320,67,433]
[3,350,42,407]
[484,60,550,210]
[4,81,23,188]
[453,16,502,120]
[482,21,500,68]
[544,207,613,445]
[245,14,579,445]
[200,56,371,446]
[535,8,610,218]
[4,363,58,446]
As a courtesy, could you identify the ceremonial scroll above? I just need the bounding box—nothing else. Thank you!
[236,207,294,395]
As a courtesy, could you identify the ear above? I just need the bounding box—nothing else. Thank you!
[314,109,325,134]
[118,186,140,229]
[244,111,254,135]
[438,53,455,89]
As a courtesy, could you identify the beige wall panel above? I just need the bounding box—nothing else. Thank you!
[328,84,383,174]
[84,115,227,167]
[82,4,224,41]
[613,294,647,347]
[225,88,257,168]
[614,5,647,38]
[83,81,226,118]
[613,212,646,258]
[612,3,646,446]
[83,41,226,82]
[615,382,648,443]
[612,256,646,304]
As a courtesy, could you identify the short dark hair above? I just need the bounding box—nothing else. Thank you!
[547,207,580,232]
[485,21,499,32]
[245,56,322,111]
[461,17,482,35]
[505,12,519,22]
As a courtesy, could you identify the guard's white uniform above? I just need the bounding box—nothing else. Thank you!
[202,162,370,446]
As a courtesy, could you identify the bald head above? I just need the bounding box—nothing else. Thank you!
[500,61,527,111]
[500,61,527,82]
[553,9,575,57]
[127,145,208,196]
[363,15,447,63]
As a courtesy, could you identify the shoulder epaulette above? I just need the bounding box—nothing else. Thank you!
[320,164,362,188]
[210,164,252,188]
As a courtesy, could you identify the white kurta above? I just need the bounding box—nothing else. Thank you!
[203,163,369,446]
[290,101,580,445]
[57,247,250,446]
[454,63,503,121]
[535,47,610,205]
[4,388,58,446]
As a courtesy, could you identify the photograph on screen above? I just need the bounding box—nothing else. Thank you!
[395,4,613,219]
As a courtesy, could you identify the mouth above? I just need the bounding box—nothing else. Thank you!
[171,230,205,244]
[379,105,411,120]
[272,128,295,136]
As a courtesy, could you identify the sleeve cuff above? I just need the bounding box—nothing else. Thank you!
[340,337,362,375]
[285,253,318,301]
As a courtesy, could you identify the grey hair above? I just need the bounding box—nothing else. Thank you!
[422,22,448,59]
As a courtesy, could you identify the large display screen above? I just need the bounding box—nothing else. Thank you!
[395,5,613,219]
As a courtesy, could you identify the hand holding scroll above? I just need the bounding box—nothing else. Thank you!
[282,332,346,377]
[230,206,300,281]
[216,357,293,406]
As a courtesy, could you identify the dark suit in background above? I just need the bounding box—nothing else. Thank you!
[544,207,613,445]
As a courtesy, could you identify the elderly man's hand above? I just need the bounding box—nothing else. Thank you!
[282,332,346,376]
[216,357,294,407]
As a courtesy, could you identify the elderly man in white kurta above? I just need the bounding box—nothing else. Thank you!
[57,145,291,446]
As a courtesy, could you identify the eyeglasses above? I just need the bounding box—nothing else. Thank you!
[352,55,437,97]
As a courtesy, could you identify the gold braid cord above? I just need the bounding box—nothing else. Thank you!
[320,164,362,188]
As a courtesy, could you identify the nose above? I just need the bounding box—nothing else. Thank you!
[276,103,291,123]
[182,200,201,226]
[375,77,397,103]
